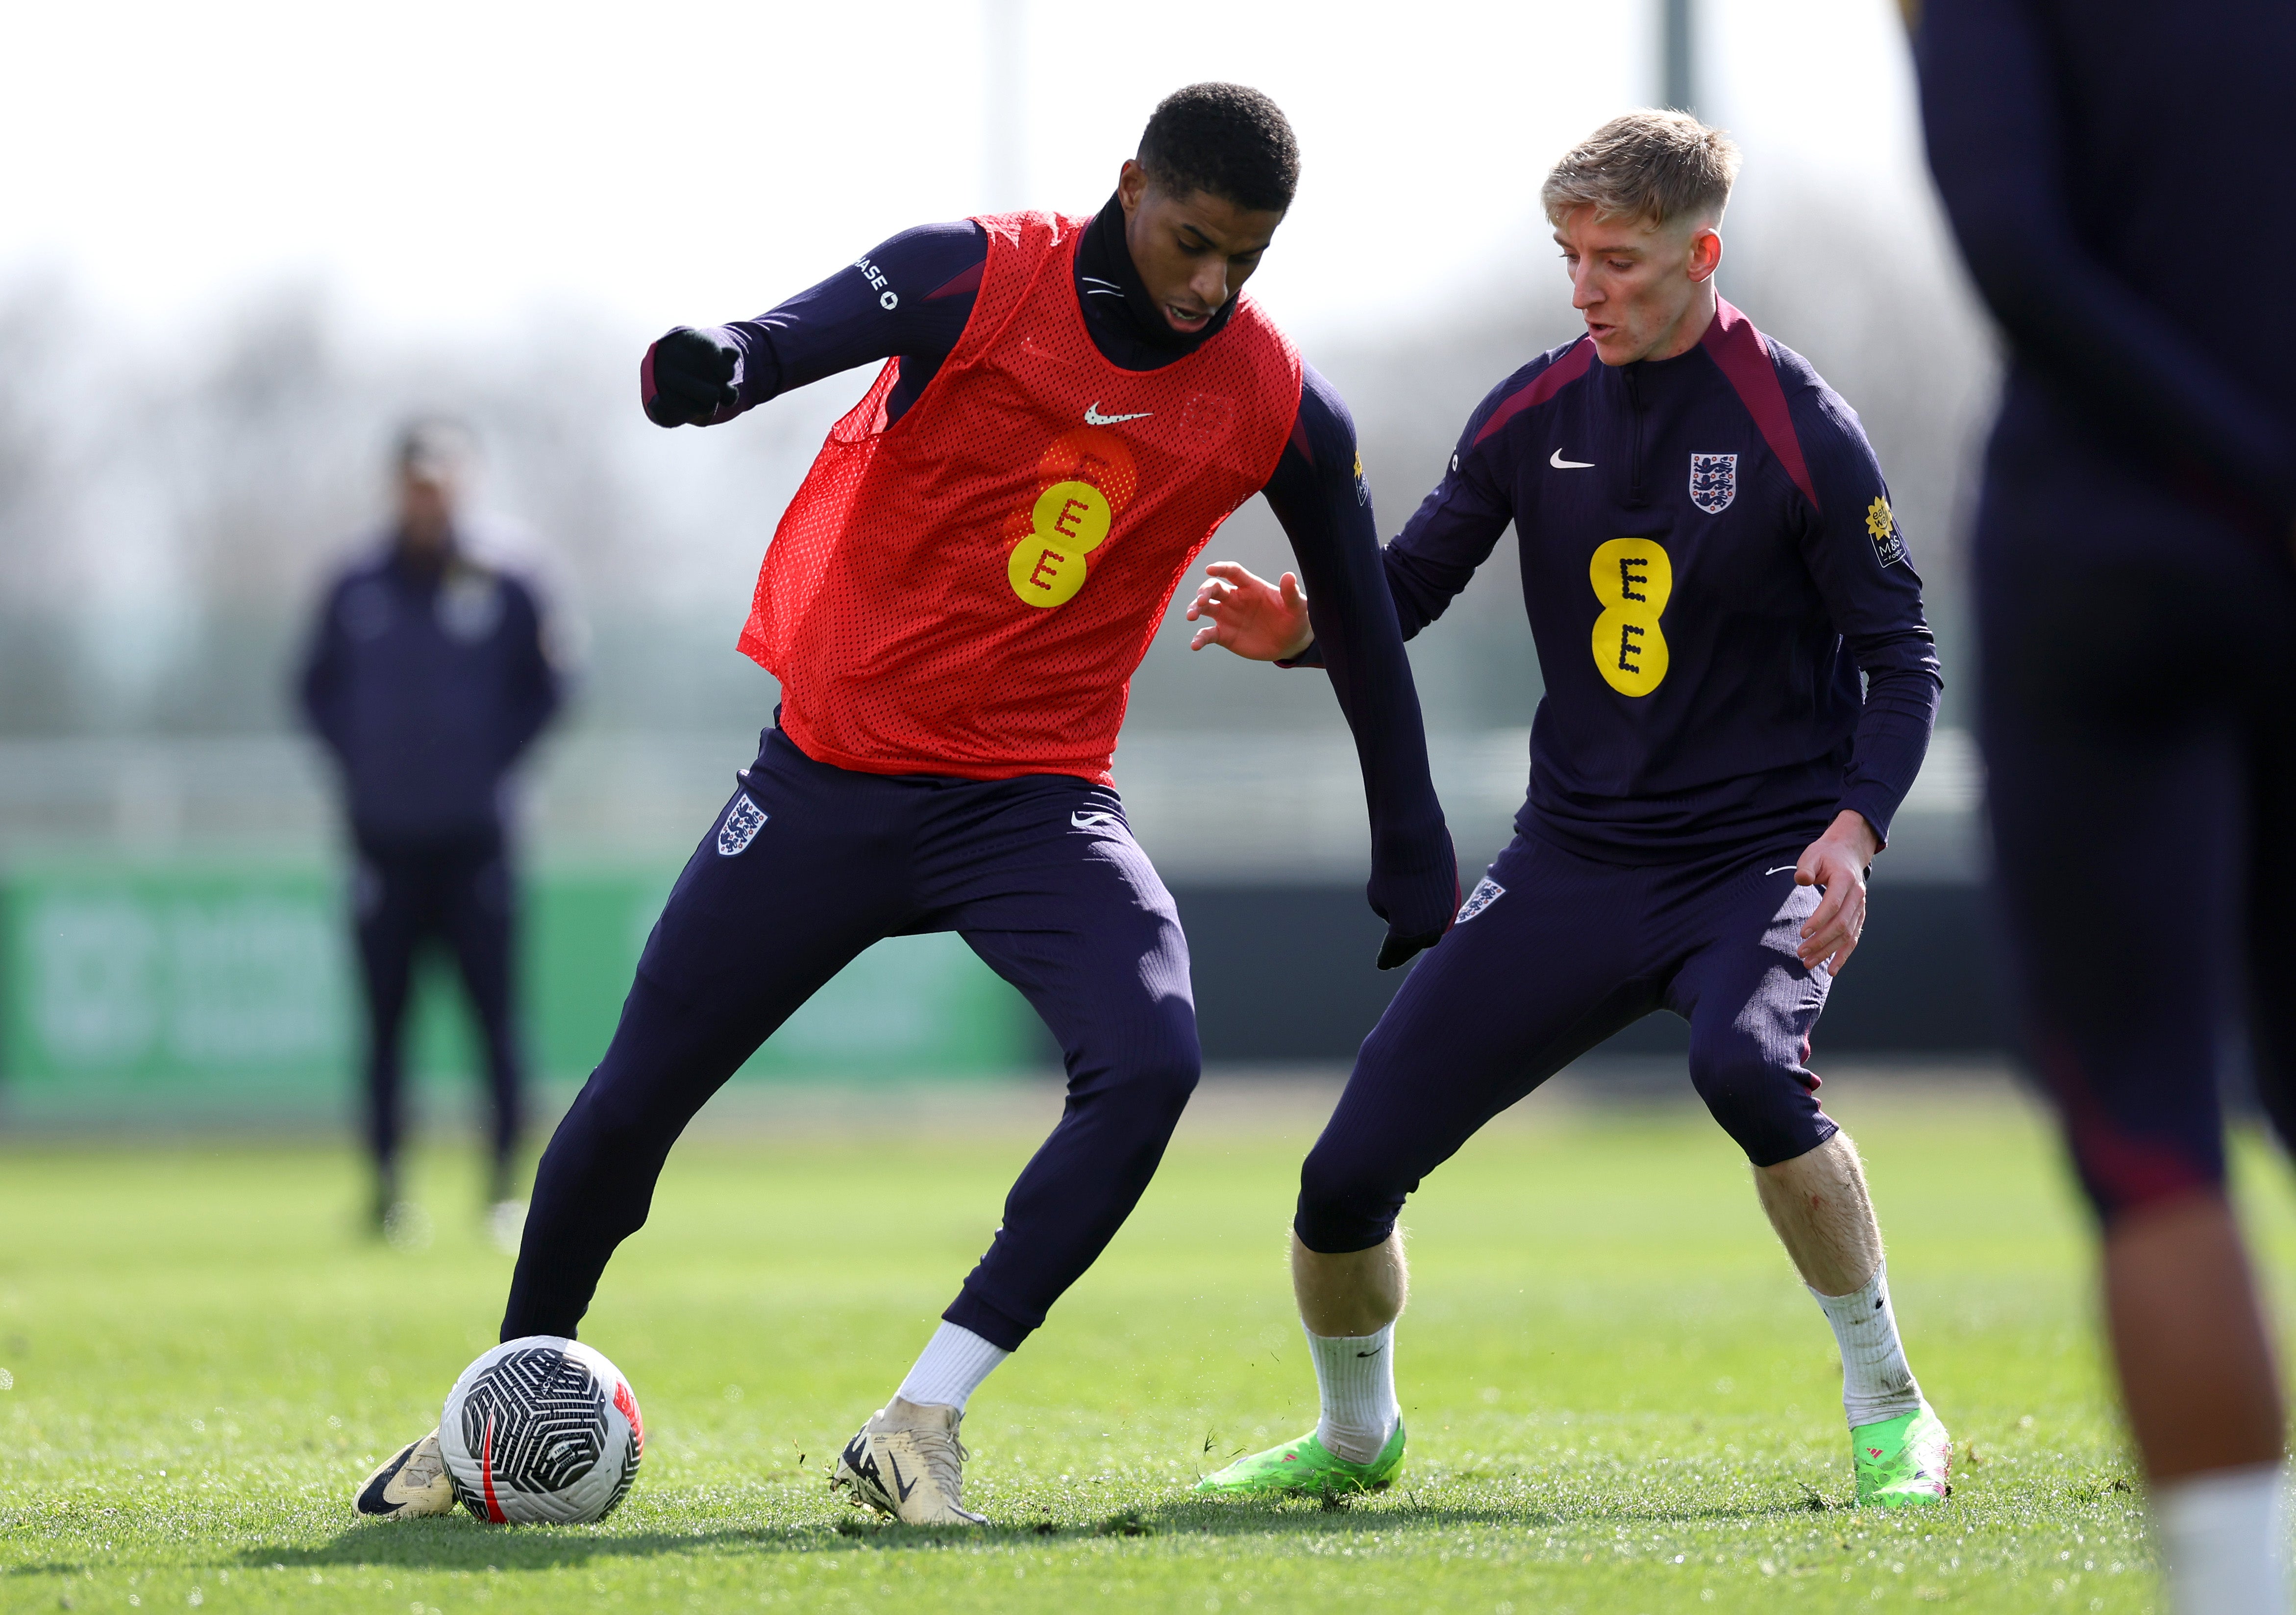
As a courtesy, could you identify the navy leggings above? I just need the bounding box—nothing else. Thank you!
[1296,831,1839,1254]
[502,729,1200,1352]
[352,833,524,1181]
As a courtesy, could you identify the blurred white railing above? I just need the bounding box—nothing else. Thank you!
[0,725,1984,881]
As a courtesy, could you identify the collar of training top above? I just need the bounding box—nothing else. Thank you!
[1076,191,1238,356]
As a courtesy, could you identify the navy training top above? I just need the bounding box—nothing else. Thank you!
[650,192,1455,932]
[298,543,563,846]
[1916,0,2296,535]
[1334,299,1941,863]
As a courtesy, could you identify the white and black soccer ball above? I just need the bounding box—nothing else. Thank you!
[438,1336,643,1524]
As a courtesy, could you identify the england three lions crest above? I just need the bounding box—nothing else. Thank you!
[716,793,768,856]
[1688,452,1737,515]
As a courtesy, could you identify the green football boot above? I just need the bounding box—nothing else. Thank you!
[1195,1421,1406,1500]
[1852,1400,1952,1507]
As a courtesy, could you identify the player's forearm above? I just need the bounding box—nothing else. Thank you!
[1275,529,1486,671]
[1262,373,1456,932]
[1267,494,1486,671]
[698,305,897,420]
[1276,507,1454,928]
[657,222,987,422]
[1835,657,1941,849]
[1920,0,2296,521]
[1380,543,1475,641]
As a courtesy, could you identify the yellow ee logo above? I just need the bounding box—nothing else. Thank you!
[1007,479,1113,608]
[1588,536,1672,696]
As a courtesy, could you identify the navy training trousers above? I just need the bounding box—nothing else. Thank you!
[1295,830,1840,1254]
[1977,420,2296,1223]
[501,728,1200,1352]
[352,831,524,1183]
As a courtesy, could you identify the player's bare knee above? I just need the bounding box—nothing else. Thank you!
[1689,1060,1785,1157]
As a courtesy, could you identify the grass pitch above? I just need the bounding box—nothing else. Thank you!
[2,1072,2286,1613]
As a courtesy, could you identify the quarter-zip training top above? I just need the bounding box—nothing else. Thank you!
[1349,298,1941,864]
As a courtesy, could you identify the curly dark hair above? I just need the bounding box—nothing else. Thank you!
[1137,83,1300,214]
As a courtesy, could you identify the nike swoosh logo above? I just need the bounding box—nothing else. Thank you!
[1765,866,1798,876]
[1355,1348,1383,1358]
[1071,810,1125,831]
[889,1452,919,1504]
[1550,448,1594,469]
[1085,402,1152,425]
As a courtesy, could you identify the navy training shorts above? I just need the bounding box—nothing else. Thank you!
[1295,828,1841,1254]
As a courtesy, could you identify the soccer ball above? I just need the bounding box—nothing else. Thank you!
[437,1336,643,1524]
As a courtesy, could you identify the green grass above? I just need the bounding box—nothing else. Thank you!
[2,1076,2287,1613]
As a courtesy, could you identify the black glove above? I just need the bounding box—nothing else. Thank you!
[1367,829,1459,971]
[642,326,739,427]
[1375,925,1448,971]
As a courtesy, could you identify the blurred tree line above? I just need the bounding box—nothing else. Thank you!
[0,188,1991,743]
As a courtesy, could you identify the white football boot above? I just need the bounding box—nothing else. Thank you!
[354,1430,458,1518]
[831,1396,987,1525]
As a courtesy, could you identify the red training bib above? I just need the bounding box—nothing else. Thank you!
[739,210,1303,783]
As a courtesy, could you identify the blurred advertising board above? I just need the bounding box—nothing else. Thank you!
[0,859,1037,1117]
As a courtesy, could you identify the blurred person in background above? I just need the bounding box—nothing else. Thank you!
[1919,2,2296,1610]
[1186,110,1949,1510]
[297,420,563,1251]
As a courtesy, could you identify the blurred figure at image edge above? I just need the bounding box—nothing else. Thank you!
[1918,1,2296,1610]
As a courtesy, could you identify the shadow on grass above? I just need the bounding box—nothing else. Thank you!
[1072,1489,1842,1540]
[195,1484,1844,1572]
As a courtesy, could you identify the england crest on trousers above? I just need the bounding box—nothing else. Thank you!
[716,793,768,856]
[1688,452,1737,514]
[1456,876,1506,924]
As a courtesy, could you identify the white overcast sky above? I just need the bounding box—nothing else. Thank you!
[0,0,1927,348]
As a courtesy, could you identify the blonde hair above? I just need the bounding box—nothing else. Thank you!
[1540,110,1742,230]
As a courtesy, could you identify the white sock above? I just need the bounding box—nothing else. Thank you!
[2155,1463,2289,1615]
[1810,1262,1923,1428]
[1308,1322,1399,1465]
[893,1322,1009,1414]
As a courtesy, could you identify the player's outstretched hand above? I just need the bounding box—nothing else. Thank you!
[1185,562,1315,661]
[1794,810,1882,975]
[642,326,740,427]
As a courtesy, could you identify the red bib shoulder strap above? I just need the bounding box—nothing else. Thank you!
[949,211,1090,371]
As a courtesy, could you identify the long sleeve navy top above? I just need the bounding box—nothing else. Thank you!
[659,193,1455,936]
[1309,301,1940,863]
[1917,0,2296,535]
[298,544,562,846]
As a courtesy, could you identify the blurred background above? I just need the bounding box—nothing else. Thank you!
[0,0,2000,1128]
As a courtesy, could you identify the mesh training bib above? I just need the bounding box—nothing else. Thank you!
[739,210,1303,783]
